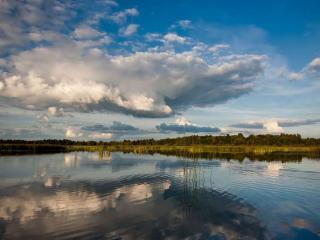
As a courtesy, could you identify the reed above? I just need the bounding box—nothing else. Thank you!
[1,143,320,161]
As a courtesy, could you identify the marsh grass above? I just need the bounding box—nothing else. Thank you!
[1,143,320,161]
[104,145,320,161]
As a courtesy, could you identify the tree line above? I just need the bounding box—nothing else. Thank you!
[109,134,320,146]
[1,133,320,146]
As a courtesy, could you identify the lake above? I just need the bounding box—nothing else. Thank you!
[0,152,319,240]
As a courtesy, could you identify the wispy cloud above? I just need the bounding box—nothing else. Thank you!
[82,121,139,133]
[163,33,186,43]
[109,8,139,24]
[119,24,139,36]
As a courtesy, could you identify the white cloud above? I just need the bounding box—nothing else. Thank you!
[170,20,192,30]
[262,120,283,133]
[286,72,304,81]
[177,20,192,29]
[157,117,220,133]
[145,33,161,42]
[88,132,113,139]
[175,116,192,126]
[280,57,320,81]
[65,127,83,138]
[75,36,112,48]
[119,24,139,36]
[208,44,229,52]
[73,25,106,39]
[0,0,70,55]
[109,8,139,24]
[305,57,320,74]
[230,118,320,133]
[0,43,267,117]
[163,33,186,43]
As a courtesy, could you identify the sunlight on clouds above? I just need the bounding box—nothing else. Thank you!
[175,116,192,126]
[163,33,186,43]
[0,43,267,117]
[157,117,220,133]
[65,127,83,138]
[88,132,113,139]
[263,120,283,133]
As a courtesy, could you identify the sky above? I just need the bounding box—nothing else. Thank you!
[0,0,320,140]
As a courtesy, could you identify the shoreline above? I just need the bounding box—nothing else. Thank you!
[1,144,320,160]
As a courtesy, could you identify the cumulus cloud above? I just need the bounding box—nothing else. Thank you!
[163,33,186,43]
[65,127,83,138]
[109,8,139,24]
[0,1,268,119]
[0,0,69,55]
[0,42,267,117]
[0,0,118,57]
[175,116,192,126]
[119,24,139,36]
[305,57,320,74]
[281,57,320,81]
[230,118,320,133]
[263,121,283,133]
[73,25,106,39]
[156,117,220,133]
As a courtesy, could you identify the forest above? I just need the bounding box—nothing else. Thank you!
[1,133,320,146]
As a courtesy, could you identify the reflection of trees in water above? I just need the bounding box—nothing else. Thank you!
[156,150,313,162]
[98,150,112,161]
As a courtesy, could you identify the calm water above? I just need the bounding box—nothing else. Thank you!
[0,152,319,240]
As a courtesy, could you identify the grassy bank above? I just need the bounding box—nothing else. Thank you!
[1,143,320,161]
[0,143,106,155]
[104,144,320,154]
[104,144,320,160]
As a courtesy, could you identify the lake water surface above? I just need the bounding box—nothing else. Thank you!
[0,152,319,239]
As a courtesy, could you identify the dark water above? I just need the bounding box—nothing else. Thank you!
[0,152,319,240]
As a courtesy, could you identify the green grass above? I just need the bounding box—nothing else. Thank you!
[104,144,320,154]
[1,143,320,161]
[104,144,320,161]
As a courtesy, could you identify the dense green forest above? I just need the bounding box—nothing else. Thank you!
[1,133,320,146]
[109,134,320,146]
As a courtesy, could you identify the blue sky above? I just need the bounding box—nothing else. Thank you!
[0,0,319,140]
